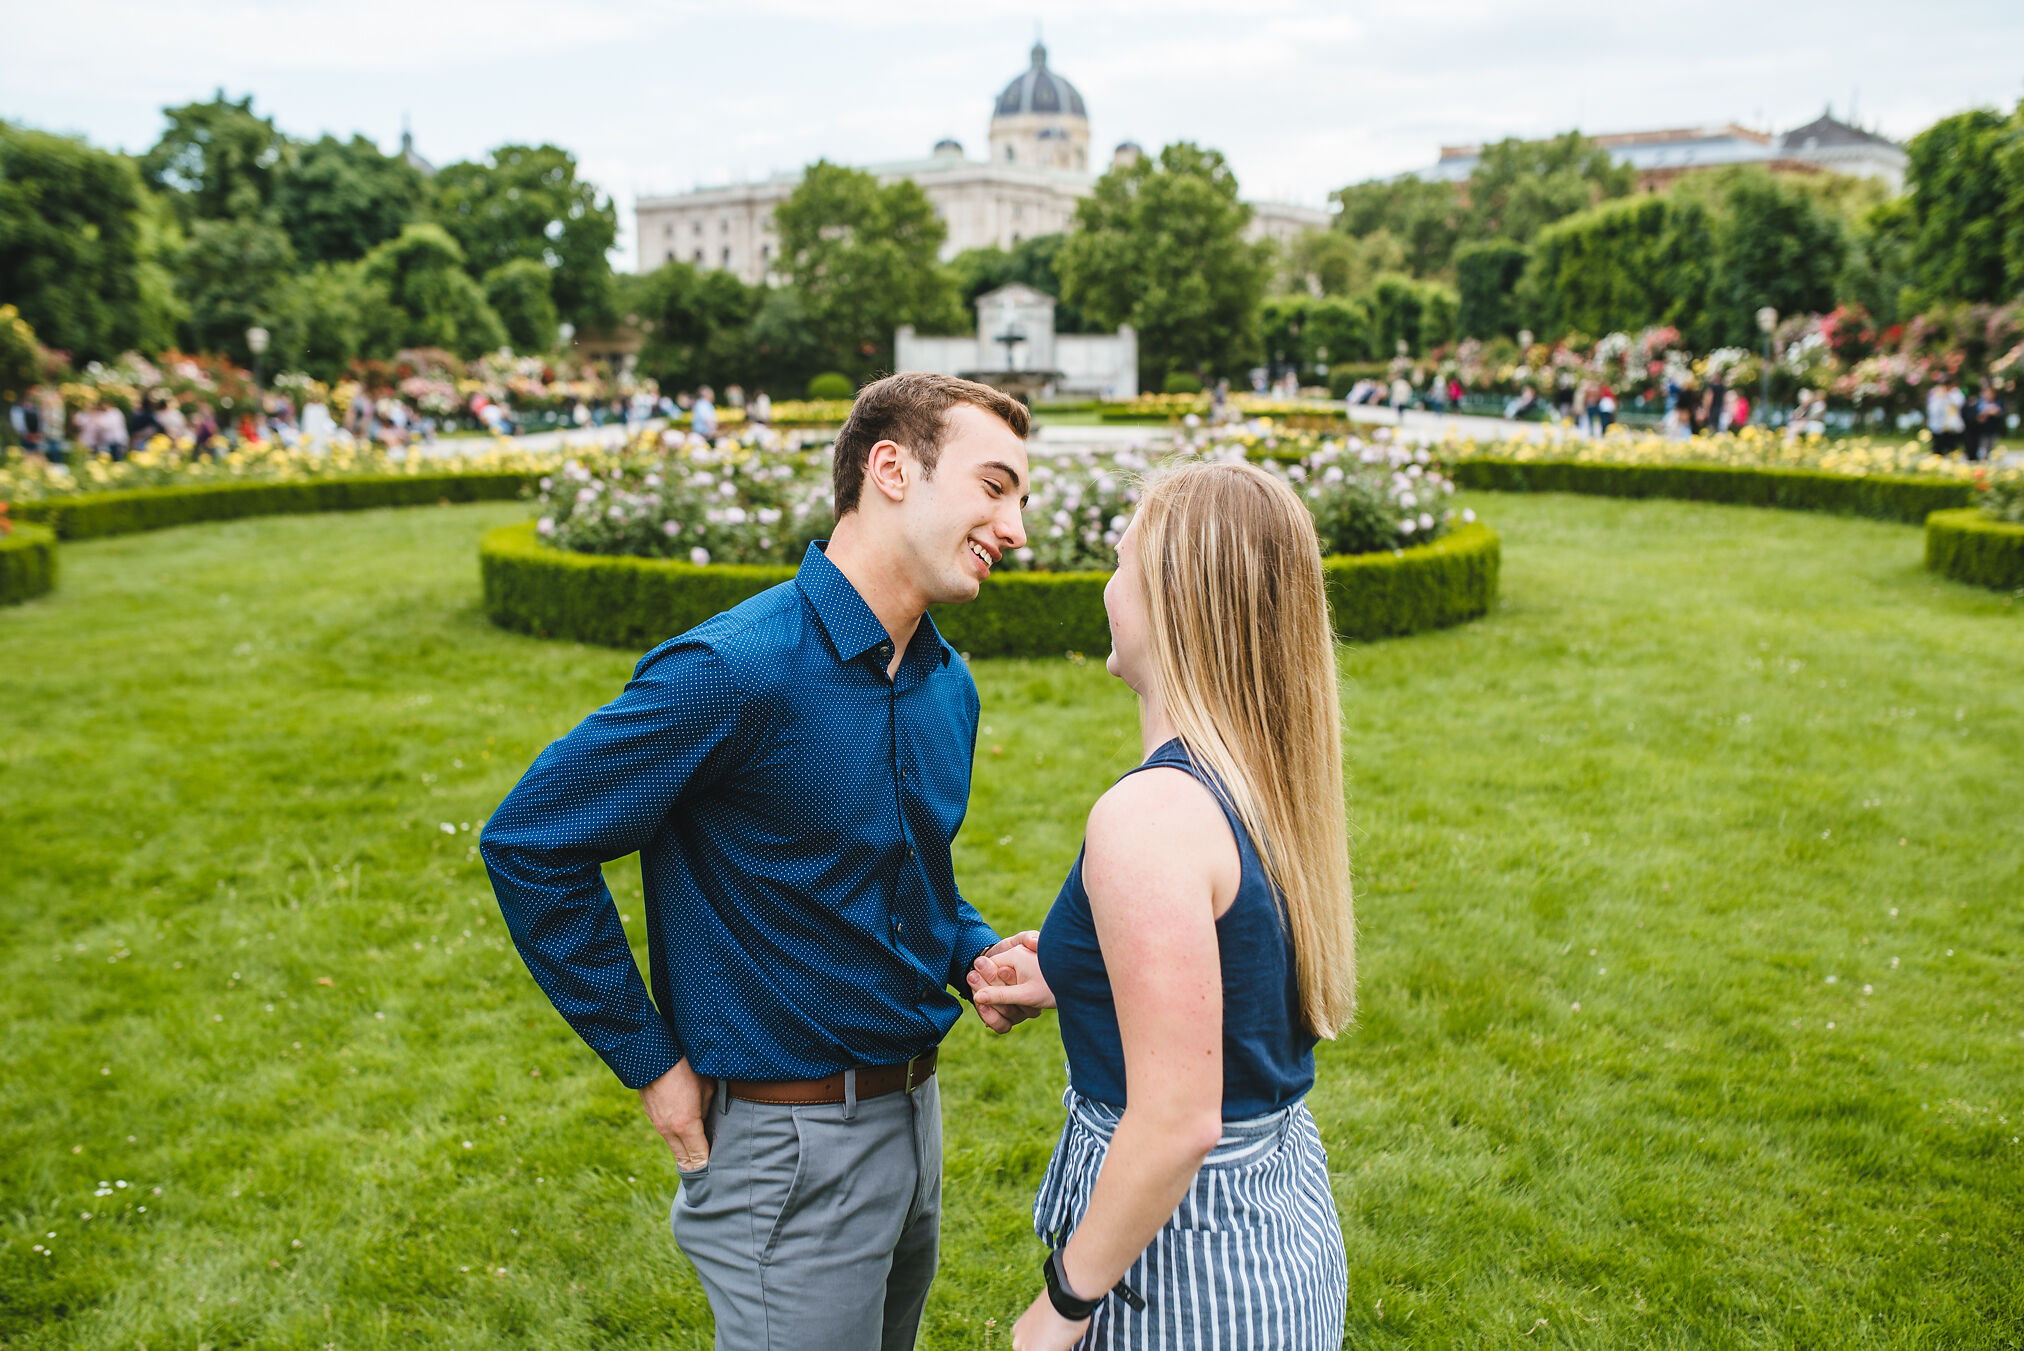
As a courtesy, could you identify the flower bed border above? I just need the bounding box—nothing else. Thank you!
[1448,458,1972,525]
[14,472,538,541]
[0,523,57,605]
[479,520,1500,657]
[1924,508,2024,591]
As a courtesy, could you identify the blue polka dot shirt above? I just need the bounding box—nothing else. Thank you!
[481,542,1000,1089]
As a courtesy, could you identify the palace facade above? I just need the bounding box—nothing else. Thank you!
[635,43,1328,285]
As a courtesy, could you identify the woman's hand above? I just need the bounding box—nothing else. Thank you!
[1011,1291,1088,1351]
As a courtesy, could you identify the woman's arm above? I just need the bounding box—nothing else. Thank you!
[1013,767,1238,1349]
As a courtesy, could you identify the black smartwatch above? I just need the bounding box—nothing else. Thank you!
[1042,1247,1146,1320]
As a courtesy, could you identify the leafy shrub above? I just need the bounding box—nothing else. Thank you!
[1325,521,1499,640]
[1982,473,2024,524]
[806,371,855,400]
[0,520,57,604]
[1257,436,1465,553]
[1162,371,1203,395]
[1924,508,2024,590]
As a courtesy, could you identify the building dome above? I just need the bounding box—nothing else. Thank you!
[995,42,1086,119]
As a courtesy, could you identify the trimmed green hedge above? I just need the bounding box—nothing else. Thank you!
[1326,521,1500,640]
[1924,508,2024,591]
[15,472,536,541]
[1450,458,1972,525]
[0,522,57,605]
[480,520,1500,656]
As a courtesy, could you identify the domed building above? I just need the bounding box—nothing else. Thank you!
[989,42,1090,172]
[634,41,1327,289]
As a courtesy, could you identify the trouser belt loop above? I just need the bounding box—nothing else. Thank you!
[717,1077,732,1117]
[843,1068,858,1121]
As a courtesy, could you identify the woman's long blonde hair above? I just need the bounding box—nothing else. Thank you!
[1132,460,1355,1037]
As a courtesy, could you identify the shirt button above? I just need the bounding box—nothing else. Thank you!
[893,917,905,934]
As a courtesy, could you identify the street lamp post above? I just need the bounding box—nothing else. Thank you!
[245,325,270,394]
[1755,307,1777,428]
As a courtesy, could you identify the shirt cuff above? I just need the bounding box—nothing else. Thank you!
[951,927,1005,1003]
[601,1018,686,1090]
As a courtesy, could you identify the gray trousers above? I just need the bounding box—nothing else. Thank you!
[670,1074,942,1351]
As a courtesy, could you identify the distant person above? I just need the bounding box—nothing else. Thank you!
[1389,376,1411,424]
[127,393,167,453]
[1970,385,2004,461]
[1427,377,1448,416]
[102,403,130,461]
[1503,387,1538,421]
[749,387,772,426]
[1594,385,1617,436]
[692,385,718,438]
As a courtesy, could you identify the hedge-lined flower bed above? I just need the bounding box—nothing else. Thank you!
[1924,509,2024,591]
[479,518,1500,656]
[1448,459,1972,525]
[0,522,57,605]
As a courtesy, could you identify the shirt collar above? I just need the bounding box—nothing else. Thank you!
[796,542,953,674]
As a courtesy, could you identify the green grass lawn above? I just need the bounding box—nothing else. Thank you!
[2,494,2020,1349]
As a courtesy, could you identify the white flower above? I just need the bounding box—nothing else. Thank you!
[757,507,782,525]
[439,823,456,834]
[1399,490,1418,508]
[575,487,598,505]
[1462,508,1476,523]
[1109,514,1129,531]
[1398,518,1417,534]
[1183,413,1201,428]
[1419,512,1434,530]
[663,520,681,537]
[536,516,555,537]
[1322,466,1344,484]
[724,506,748,525]
[689,547,711,566]
[607,506,624,521]
[1015,547,1035,562]
[718,481,737,497]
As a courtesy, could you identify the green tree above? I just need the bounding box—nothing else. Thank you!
[0,121,180,361]
[268,262,378,381]
[141,92,292,225]
[946,233,1101,333]
[432,144,617,327]
[177,214,300,363]
[1260,293,1376,373]
[1454,239,1529,338]
[277,134,427,265]
[1899,106,2022,307]
[1329,177,1460,277]
[1464,132,1635,247]
[1366,274,1459,354]
[1521,196,1717,346]
[773,160,963,379]
[1056,142,1269,383]
[483,259,560,353]
[1705,170,1850,347]
[358,223,506,357]
[622,259,759,388]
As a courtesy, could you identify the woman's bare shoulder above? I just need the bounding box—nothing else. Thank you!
[1085,765,1237,902]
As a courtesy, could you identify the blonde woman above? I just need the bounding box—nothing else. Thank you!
[973,460,1353,1350]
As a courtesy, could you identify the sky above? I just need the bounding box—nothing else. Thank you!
[5,0,2022,270]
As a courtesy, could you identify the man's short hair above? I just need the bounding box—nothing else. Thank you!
[832,373,1031,516]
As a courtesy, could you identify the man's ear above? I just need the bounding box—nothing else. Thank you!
[863,439,910,505]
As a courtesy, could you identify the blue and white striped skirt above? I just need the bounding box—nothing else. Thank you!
[1031,1089,1348,1350]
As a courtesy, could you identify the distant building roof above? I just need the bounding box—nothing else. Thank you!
[994,42,1086,120]
[1775,111,1901,153]
[400,126,436,178]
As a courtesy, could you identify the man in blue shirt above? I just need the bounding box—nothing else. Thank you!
[482,373,1043,1350]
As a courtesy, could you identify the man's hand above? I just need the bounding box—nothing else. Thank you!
[639,1058,714,1171]
[968,931,1053,1033]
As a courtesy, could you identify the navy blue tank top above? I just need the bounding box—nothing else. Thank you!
[1038,739,1316,1120]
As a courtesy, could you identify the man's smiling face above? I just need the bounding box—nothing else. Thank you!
[898,402,1030,606]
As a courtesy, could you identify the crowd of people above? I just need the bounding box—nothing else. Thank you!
[1923,377,2008,460]
[4,378,781,466]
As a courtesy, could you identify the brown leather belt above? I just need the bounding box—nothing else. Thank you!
[725,1049,938,1106]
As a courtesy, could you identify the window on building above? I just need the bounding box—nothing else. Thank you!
[695,249,704,264]
[1004,145,1014,163]
[693,222,703,237]
[664,223,673,239]
[722,246,731,265]
[760,244,772,261]
[721,218,730,234]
